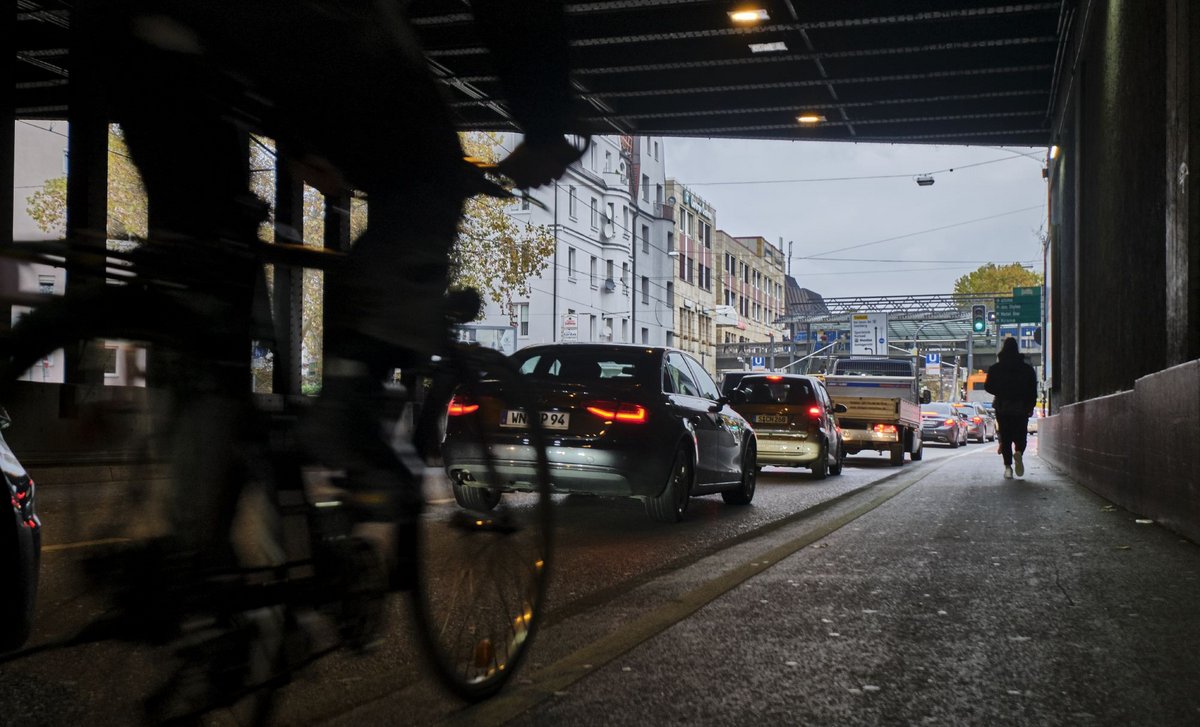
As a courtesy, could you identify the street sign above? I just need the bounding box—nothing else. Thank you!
[925,352,941,373]
[750,355,766,369]
[994,295,1041,324]
[561,313,579,342]
[850,312,888,355]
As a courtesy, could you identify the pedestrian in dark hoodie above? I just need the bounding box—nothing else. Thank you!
[984,337,1038,479]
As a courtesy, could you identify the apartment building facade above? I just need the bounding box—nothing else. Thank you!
[473,134,674,350]
[664,179,717,374]
[714,233,788,346]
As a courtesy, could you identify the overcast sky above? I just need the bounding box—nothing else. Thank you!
[663,138,1048,299]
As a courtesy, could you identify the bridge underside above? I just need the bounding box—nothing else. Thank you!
[7,1,1200,540]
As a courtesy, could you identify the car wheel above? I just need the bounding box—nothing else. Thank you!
[647,444,693,523]
[722,442,757,505]
[889,443,905,466]
[811,445,829,480]
[452,481,502,511]
[828,442,845,475]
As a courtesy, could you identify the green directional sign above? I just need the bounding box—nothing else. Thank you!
[995,286,1042,324]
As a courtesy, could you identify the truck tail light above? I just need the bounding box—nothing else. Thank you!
[873,423,897,433]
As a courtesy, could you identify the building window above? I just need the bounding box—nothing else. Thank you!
[605,150,612,172]
[666,282,674,306]
[642,224,650,254]
[589,314,597,341]
[37,274,55,294]
[590,256,598,287]
[642,174,650,201]
[604,317,614,341]
[521,196,530,211]
[590,198,599,228]
[667,231,674,253]
[517,303,530,337]
[104,346,119,377]
[621,319,628,342]
[607,259,615,282]
[656,184,663,205]
[642,276,650,304]
[654,141,660,160]
[621,262,630,289]
[641,327,649,344]
[568,247,577,278]
[568,186,578,219]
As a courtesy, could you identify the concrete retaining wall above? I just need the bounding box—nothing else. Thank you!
[1040,359,1200,543]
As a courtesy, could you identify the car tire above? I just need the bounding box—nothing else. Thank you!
[828,443,845,475]
[889,443,905,466]
[647,444,693,523]
[722,442,757,505]
[451,482,502,511]
[811,445,829,480]
[910,437,923,461]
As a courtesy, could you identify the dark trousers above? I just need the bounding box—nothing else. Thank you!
[995,414,1029,466]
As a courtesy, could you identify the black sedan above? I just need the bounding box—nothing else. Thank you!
[442,344,757,522]
[920,402,969,447]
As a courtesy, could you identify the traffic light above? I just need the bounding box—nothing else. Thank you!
[971,304,987,333]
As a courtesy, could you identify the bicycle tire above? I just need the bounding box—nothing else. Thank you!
[408,344,554,701]
[0,287,293,725]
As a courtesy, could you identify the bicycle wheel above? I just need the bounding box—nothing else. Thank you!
[408,345,553,701]
[0,287,292,725]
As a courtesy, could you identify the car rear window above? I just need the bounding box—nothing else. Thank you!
[516,350,648,382]
[922,403,955,415]
[738,377,816,405]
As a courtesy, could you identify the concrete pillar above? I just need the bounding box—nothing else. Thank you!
[272,152,304,396]
[1166,0,1200,365]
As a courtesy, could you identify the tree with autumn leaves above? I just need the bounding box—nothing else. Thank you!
[24,129,556,391]
[952,261,1043,296]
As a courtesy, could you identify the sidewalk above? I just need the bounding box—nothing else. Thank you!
[449,446,1200,726]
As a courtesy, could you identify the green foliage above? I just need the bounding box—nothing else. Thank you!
[952,262,1043,296]
[24,126,148,243]
[451,132,556,323]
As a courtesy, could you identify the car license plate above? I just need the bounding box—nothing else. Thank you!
[755,414,788,425]
[500,410,570,430]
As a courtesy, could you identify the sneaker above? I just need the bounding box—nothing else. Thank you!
[1004,466,1014,479]
[1014,452,1025,477]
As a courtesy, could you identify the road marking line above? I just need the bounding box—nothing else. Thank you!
[437,455,959,727]
[42,537,131,553]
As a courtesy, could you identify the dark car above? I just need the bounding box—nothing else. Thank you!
[953,402,996,442]
[442,344,757,522]
[920,402,969,447]
[727,374,847,479]
[1,407,40,652]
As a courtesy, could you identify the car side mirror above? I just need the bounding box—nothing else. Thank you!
[834,403,848,414]
[920,389,932,404]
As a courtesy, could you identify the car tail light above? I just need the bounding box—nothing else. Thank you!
[873,423,897,433]
[766,375,783,381]
[586,401,648,423]
[447,394,479,416]
[807,405,822,418]
[944,419,957,426]
[973,416,982,423]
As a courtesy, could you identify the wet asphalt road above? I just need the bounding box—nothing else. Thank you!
[9,439,1200,726]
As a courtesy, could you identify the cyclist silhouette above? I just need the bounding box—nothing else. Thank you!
[78,0,583,572]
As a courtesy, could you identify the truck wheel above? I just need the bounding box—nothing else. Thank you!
[910,436,923,461]
[889,444,905,466]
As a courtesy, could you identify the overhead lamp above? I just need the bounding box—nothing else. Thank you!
[915,175,935,187]
[1049,145,1060,160]
[749,41,788,53]
[796,113,825,124]
[728,8,769,23]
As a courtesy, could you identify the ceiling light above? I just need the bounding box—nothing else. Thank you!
[728,8,769,23]
[749,41,788,53]
[796,113,825,124]
[1049,145,1060,159]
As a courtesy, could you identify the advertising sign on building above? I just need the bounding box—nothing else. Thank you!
[561,313,579,342]
[851,313,888,355]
